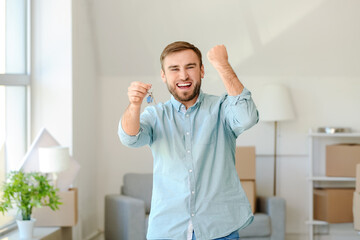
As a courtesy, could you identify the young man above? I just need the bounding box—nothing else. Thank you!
[119,41,259,240]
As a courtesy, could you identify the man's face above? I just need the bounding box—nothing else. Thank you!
[161,49,204,106]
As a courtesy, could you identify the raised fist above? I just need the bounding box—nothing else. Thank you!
[207,45,229,68]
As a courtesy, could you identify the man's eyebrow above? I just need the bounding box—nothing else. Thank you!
[167,63,197,69]
[168,65,179,69]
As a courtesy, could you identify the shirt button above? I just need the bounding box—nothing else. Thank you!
[191,213,195,217]
[186,114,189,118]
[192,191,195,194]
[189,169,193,173]
[186,132,190,135]
[187,150,190,154]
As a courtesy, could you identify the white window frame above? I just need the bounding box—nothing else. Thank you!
[0,0,31,234]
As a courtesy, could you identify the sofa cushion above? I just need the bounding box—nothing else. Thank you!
[121,173,153,214]
[239,213,271,237]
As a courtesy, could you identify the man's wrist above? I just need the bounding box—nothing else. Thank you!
[128,102,142,111]
[212,61,231,71]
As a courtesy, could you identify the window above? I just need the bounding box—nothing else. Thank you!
[0,0,30,231]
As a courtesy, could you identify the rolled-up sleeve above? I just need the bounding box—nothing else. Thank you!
[118,107,154,148]
[222,88,259,137]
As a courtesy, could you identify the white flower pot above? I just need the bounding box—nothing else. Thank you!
[16,218,36,239]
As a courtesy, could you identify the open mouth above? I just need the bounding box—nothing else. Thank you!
[176,82,192,89]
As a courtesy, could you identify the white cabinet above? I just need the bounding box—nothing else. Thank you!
[307,129,360,240]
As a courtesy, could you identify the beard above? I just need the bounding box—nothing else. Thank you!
[165,77,202,104]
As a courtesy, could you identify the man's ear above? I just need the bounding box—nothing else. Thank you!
[201,64,205,79]
[161,69,166,83]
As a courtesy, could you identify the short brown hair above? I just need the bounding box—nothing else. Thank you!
[160,41,202,71]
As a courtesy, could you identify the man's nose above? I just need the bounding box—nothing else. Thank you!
[179,69,189,80]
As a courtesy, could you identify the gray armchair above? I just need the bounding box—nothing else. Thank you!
[105,173,286,240]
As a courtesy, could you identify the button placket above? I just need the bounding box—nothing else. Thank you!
[184,110,196,222]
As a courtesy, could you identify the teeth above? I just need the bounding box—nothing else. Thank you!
[177,83,191,87]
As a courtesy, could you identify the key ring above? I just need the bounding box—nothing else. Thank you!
[146,88,157,104]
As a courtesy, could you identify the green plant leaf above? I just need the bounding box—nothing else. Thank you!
[0,171,62,220]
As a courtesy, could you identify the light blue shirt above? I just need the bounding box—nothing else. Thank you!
[118,88,259,240]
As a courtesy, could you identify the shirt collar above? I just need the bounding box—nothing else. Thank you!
[171,90,204,112]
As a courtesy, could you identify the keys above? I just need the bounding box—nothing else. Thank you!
[147,89,156,104]
[146,94,153,103]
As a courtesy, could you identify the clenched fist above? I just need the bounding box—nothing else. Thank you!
[207,45,229,69]
[128,81,152,106]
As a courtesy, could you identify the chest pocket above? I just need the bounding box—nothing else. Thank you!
[193,115,218,145]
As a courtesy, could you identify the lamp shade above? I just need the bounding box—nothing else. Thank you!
[38,146,70,173]
[257,84,295,122]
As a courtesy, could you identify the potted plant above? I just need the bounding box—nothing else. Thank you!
[0,171,61,239]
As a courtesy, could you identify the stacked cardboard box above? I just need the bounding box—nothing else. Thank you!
[235,146,256,213]
[241,181,256,213]
[353,164,360,230]
[314,188,354,223]
[326,144,360,177]
[33,188,78,227]
[315,143,360,223]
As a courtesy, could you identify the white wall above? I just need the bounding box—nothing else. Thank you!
[92,0,360,236]
[72,0,99,238]
[31,0,72,147]
[31,0,99,239]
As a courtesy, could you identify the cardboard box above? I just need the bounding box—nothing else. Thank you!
[356,164,360,192]
[241,180,256,213]
[33,188,78,227]
[314,188,354,223]
[235,146,256,180]
[353,192,360,230]
[326,144,360,177]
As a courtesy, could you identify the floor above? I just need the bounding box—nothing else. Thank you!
[286,223,360,240]
[93,224,360,240]
[92,233,360,240]
[91,233,104,240]
[287,235,360,240]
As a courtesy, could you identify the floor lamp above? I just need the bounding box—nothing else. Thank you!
[258,84,295,196]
